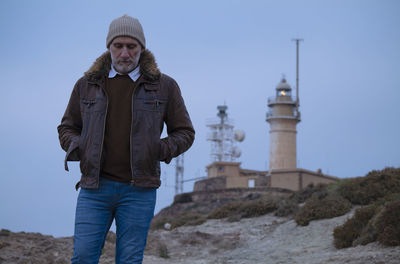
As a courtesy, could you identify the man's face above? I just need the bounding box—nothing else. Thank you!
[109,36,143,74]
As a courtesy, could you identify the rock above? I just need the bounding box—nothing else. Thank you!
[164,222,171,230]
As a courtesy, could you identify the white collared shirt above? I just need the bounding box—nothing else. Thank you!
[108,65,141,81]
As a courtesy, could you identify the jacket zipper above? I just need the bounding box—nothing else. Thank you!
[96,79,108,189]
[130,84,137,186]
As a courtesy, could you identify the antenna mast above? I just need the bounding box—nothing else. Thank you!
[175,154,184,195]
[292,38,303,117]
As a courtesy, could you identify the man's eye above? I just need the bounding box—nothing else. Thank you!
[114,44,122,48]
[128,45,136,49]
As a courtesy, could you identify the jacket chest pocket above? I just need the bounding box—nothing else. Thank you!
[138,84,166,113]
[80,98,106,113]
[134,84,167,130]
[134,98,167,131]
[79,97,107,140]
[138,99,167,112]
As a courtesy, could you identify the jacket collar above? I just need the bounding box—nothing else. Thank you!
[84,49,161,83]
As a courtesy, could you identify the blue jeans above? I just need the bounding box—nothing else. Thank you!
[71,178,156,264]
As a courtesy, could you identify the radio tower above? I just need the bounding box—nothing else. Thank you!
[207,105,234,162]
[175,154,184,195]
[206,105,244,162]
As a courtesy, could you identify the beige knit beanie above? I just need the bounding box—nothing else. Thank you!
[106,15,146,48]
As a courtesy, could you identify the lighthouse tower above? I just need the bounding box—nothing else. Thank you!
[266,77,300,171]
[263,40,339,191]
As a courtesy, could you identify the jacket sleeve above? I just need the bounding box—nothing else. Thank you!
[57,78,83,171]
[159,77,195,164]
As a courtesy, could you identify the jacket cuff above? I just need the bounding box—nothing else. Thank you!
[159,138,172,164]
[64,137,80,171]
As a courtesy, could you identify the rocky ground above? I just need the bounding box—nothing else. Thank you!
[1,209,399,264]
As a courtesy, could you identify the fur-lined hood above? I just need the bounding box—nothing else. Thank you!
[84,49,161,81]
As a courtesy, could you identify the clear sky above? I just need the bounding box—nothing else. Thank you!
[0,0,399,237]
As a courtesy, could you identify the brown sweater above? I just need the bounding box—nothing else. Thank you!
[101,74,136,182]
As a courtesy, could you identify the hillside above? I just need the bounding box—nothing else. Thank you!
[1,167,399,263]
[146,167,400,263]
[145,209,400,264]
[1,211,399,264]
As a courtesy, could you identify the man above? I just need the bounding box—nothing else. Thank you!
[57,15,195,263]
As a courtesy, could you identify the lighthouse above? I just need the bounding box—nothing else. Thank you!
[264,40,339,191]
[266,77,300,171]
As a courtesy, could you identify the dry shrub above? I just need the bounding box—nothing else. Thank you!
[295,192,352,226]
[274,197,299,217]
[358,193,400,246]
[353,211,380,247]
[291,183,328,203]
[150,217,168,230]
[151,211,206,230]
[226,214,242,223]
[337,167,400,205]
[208,197,277,220]
[376,199,400,246]
[208,202,242,219]
[333,204,378,248]
[274,184,328,218]
[333,193,400,248]
[173,193,193,204]
[157,242,169,258]
[170,211,207,229]
[240,198,277,218]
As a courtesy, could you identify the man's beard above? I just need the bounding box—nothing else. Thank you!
[113,60,137,74]
[111,53,141,74]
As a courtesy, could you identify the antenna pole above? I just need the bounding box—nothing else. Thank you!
[292,38,303,116]
[175,154,184,195]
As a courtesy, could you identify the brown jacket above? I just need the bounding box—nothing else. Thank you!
[57,50,195,189]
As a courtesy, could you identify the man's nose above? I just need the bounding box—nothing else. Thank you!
[120,47,130,58]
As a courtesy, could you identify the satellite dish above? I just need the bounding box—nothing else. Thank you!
[234,130,245,142]
[232,146,242,158]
